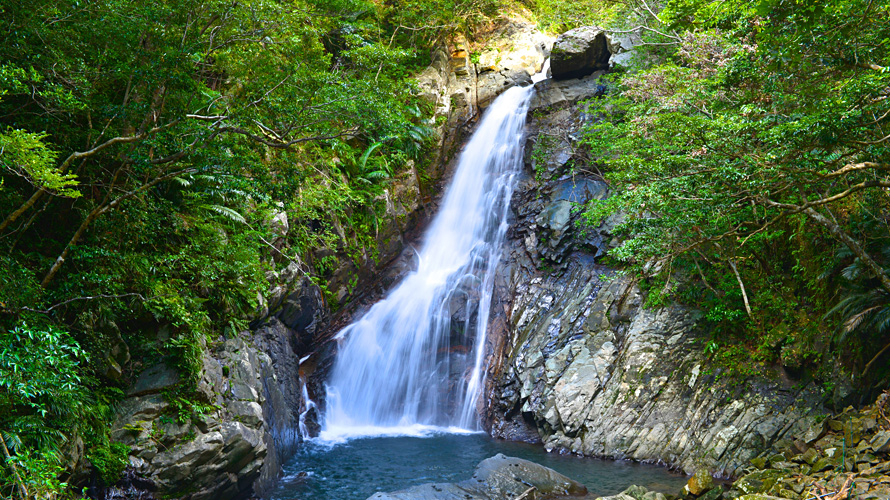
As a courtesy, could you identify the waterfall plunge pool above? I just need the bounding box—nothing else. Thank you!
[269,433,688,500]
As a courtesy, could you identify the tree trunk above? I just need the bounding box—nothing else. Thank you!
[40,166,194,287]
[803,207,890,295]
[1,437,28,499]
[0,189,44,235]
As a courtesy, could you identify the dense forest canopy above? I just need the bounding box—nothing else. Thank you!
[0,0,888,497]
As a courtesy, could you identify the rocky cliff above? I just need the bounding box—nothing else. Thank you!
[481,39,831,478]
[107,274,322,500]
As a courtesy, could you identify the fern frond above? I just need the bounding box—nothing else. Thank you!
[359,142,384,171]
[364,170,390,180]
[199,204,246,223]
[843,305,881,333]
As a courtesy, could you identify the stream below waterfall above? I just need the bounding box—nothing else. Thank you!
[269,433,689,500]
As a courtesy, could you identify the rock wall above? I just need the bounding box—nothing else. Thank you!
[483,64,830,478]
[109,276,323,500]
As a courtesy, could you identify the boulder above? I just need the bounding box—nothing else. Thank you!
[698,487,723,500]
[550,26,612,80]
[530,72,607,109]
[367,454,586,499]
[685,469,714,496]
[872,430,890,454]
[594,485,667,500]
[126,363,180,397]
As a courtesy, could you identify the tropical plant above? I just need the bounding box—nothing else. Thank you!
[0,324,92,499]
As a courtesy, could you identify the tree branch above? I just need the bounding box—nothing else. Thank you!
[7,293,147,315]
[0,122,179,234]
[219,126,360,148]
[818,162,888,178]
[40,166,196,287]
[728,259,753,319]
[1,438,28,499]
[863,341,890,377]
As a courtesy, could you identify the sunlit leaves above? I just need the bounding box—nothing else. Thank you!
[0,325,88,449]
[0,128,79,197]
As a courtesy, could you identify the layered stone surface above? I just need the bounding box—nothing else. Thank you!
[483,68,829,479]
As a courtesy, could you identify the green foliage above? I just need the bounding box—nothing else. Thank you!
[531,134,556,181]
[824,247,890,380]
[528,0,625,32]
[1,447,84,500]
[0,0,456,492]
[580,0,890,384]
[378,0,501,45]
[0,324,98,498]
[162,385,217,426]
[0,325,89,452]
[0,128,78,198]
[86,442,128,487]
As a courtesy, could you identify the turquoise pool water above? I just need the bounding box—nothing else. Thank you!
[269,432,688,500]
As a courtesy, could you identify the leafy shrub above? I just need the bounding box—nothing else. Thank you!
[86,442,129,487]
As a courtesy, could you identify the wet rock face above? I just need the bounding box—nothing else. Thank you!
[483,69,829,478]
[275,278,324,355]
[550,27,612,80]
[367,454,587,499]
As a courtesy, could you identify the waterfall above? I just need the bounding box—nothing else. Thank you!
[322,84,534,439]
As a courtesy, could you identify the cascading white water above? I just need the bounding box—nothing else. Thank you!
[322,84,534,440]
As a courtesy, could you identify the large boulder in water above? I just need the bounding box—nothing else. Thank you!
[367,454,587,499]
[550,26,612,80]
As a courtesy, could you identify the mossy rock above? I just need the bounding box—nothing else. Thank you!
[827,419,844,431]
[801,447,819,465]
[772,490,800,500]
[620,484,650,500]
[749,457,768,470]
[735,470,785,495]
[686,469,715,496]
[811,456,841,473]
[698,486,724,500]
